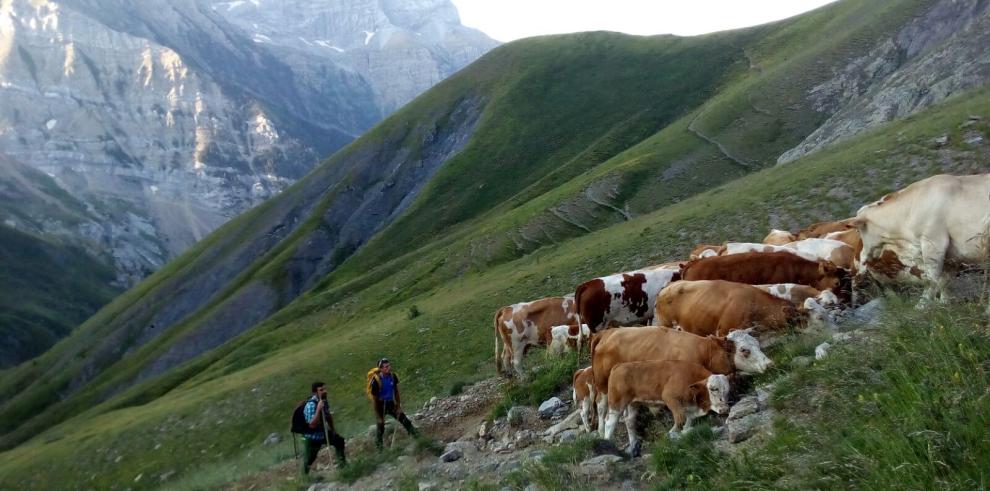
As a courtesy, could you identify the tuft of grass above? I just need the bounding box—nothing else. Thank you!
[406,305,421,320]
[712,297,990,489]
[334,447,403,485]
[490,353,578,419]
[448,380,469,396]
[651,424,724,490]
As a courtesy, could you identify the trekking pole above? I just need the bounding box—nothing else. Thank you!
[292,434,298,460]
[320,408,334,466]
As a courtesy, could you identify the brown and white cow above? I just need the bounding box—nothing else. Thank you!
[548,324,591,356]
[823,228,863,259]
[755,283,839,328]
[655,280,802,337]
[574,266,681,336]
[797,219,851,240]
[690,244,723,260]
[720,242,820,262]
[680,251,852,302]
[763,229,798,245]
[603,360,730,456]
[572,366,595,432]
[589,326,770,433]
[783,238,857,271]
[494,295,580,377]
[847,174,990,310]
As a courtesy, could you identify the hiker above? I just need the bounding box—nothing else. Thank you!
[301,382,346,474]
[368,358,418,450]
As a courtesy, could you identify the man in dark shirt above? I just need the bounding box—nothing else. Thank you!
[369,358,418,450]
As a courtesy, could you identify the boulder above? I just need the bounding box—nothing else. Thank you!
[507,406,534,428]
[538,397,566,419]
[262,432,281,446]
[558,429,582,443]
[440,448,463,463]
[815,342,831,360]
[579,454,623,475]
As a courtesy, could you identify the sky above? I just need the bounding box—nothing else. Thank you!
[450,0,838,42]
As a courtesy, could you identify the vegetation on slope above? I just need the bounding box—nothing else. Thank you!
[0,75,985,489]
[0,226,119,368]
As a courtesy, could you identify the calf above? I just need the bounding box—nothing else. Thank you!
[548,324,591,356]
[783,238,856,271]
[589,326,770,433]
[603,360,730,456]
[572,366,595,432]
[656,280,802,337]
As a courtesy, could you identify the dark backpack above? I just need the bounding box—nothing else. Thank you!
[290,399,320,434]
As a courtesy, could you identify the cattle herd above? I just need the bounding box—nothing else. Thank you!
[492,173,990,456]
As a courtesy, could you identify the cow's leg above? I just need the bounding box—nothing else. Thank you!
[919,236,949,307]
[666,400,685,440]
[603,406,622,441]
[623,404,641,457]
[580,389,593,432]
[512,341,526,378]
[596,392,609,437]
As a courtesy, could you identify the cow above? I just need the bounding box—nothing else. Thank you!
[797,219,851,239]
[720,242,820,262]
[783,238,857,271]
[846,174,990,310]
[494,295,579,377]
[655,280,803,337]
[823,228,863,258]
[680,251,852,303]
[548,324,591,356]
[690,244,722,260]
[589,326,770,434]
[574,265,681,337]
[763,229,797,245]
[572,366,595,432]
[754,283,838,307]
[603,360,730,456]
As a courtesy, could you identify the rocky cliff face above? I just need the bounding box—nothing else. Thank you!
[0,0,496,285]
[778,0,990,163]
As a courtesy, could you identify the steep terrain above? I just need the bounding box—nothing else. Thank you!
[0,0,988,488]
[0,0,496,285]
[0,0,494,367]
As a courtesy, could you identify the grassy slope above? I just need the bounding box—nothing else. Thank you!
[0,226,119,368]
[1,67,987,490]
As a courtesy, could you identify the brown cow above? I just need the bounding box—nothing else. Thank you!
[589,326,770,434]
[823,229,864,262]
[603,360,730,456]
[572,366,595,432]
[494,295,579,377]
[655,280,802,337]
[680,251,851,302]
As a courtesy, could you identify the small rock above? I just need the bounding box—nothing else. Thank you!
[932,135,949,147]
[507,406,531,428]
[538,397,566,419]
[444,441,477,458]
[815,342,831,360]
[579,454,623,474]
[263,432,281,446]
[964,134,984,145]
[477,421,490,439]
[134,474,143,483]
[589,439,623,457]
[847,298,884,326]
[528,450,547,462]
[514,429,536,448]
[418,482,436,491]
[791,356,813,368]
[558,428,582,443]
[728,395,761,421]
[523,484,539,491]
[158,470,175,482]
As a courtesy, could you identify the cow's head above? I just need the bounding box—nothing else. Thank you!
[725,330,772,374]
[816,261,852,303]
[692,374,731,415]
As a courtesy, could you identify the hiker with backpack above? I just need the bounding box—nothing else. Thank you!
[291,381,346,475]
[367,358,418,450]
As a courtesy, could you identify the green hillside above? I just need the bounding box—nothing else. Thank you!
[0,226,119,368]
[2,0,988,487]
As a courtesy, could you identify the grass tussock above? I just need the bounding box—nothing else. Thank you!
[502,436,601,491]
[490,352,578,419]
[675,297,990,489]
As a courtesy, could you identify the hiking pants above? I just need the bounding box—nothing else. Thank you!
[374,400,417,449]
[301,433,346,474]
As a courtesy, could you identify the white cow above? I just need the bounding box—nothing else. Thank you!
[548,324,592,355]
[848,174,990,311]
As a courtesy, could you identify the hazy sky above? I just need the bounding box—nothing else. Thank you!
[450,1,838,42]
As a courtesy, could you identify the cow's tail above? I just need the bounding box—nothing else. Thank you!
[493,308,504,375]
[574,283,589,361]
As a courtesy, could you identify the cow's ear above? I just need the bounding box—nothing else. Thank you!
[845,217,866,230]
